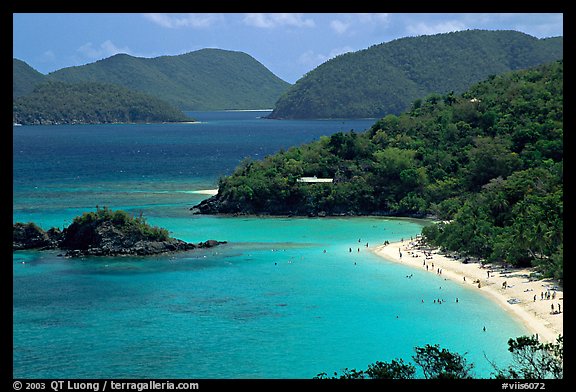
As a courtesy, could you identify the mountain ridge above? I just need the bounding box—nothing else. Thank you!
[46,48,291,111]
[13,58,47,98]
[269,30,563,119]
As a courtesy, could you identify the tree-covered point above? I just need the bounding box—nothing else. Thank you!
[13,80,190,125]
[196,60,563,280]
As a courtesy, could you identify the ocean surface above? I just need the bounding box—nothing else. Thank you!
[13,111,529,379]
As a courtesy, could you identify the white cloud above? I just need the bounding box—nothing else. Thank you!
[77,40,131,59]
[406,21,467,36]
[329,13,390,35]
[330,19,350,35]
[298,46,354,69]
[355,13,390,24]
[143,13,223,29]
[243,13,315,29]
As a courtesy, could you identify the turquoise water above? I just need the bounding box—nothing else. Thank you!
[13,112,529,378]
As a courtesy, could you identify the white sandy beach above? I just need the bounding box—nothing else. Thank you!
[372,239,563,343]
[190,189,219,196]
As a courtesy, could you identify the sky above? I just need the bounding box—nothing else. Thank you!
[13,13,563,84]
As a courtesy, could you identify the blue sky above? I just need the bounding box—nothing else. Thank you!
[13,13,563,83]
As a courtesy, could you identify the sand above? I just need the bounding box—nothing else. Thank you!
[191,189,219,196]
[371,238,563,343]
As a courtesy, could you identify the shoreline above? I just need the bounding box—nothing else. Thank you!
[371,239,563,343]
[190,189,219,196]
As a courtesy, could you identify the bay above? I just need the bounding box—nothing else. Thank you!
[12,111,529,379]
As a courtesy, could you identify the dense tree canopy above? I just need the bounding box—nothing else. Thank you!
[13,81,189,125]
[315,335,563,379]
[196,60,563,279]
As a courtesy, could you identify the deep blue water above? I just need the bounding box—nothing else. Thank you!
[13,111,375,227]
[13,111,529,379]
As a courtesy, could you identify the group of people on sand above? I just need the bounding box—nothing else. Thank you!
[534,290,562,315]
[550,303,562,314]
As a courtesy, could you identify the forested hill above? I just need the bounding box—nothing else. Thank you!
[47,48,291,111]
[13,58,48,98]
[269,30,563,119]
[13,81,189,125]
[194,60,563,280]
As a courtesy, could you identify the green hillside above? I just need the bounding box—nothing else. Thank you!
[13,81,189,125]
[194,60,563,279]
[48,48,291,110]
[13,58,48,98]
[269,30,563,119]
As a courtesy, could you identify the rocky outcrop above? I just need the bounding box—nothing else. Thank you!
[190,196,228,215]
[13,214,226,258]
[13,223,63,250]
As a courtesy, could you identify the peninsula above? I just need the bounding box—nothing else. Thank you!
[12,81,190,125]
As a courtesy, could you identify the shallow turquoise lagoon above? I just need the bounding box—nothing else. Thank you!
[13,216,529,378]
[13,113,529,378]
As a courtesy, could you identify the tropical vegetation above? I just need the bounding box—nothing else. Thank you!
[13,81,189,125]
[65,206,171,245]
[315,335,563,379]
[196,60,563,280]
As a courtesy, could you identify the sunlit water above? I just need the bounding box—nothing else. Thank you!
[13,112,529,378]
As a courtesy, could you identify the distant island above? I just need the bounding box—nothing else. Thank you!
[14,48,291,113]
[13,81,190,125]
[269,30,563,119]
[13,48,293,125]
[13,207,225,257]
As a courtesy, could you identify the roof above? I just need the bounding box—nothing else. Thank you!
[297,176,334,183]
